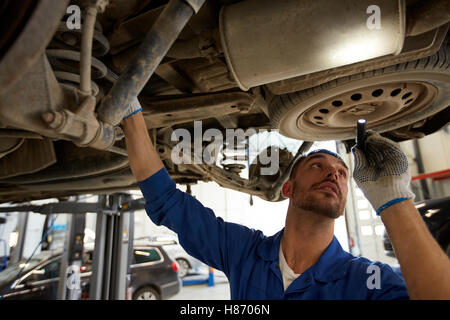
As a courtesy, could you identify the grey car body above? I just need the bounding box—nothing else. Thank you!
[135,235,205,278]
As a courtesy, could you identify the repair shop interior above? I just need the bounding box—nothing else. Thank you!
[0,0,449,301]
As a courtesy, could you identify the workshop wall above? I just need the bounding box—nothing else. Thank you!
[400,124,450,198]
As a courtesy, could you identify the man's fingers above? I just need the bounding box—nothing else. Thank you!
[366,145,384,167]
[351,146,368,168]
[352,146,381,182]
[362,132,409,177]
[366,132,399,149]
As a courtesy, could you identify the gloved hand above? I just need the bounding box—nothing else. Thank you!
[122,97,143,120]
[351,131,415,215]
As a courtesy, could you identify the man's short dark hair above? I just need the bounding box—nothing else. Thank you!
[289,149,348,180]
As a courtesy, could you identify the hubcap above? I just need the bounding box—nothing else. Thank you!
[137,291,157,300]
[297,81,437,135]
[177,259,189,277]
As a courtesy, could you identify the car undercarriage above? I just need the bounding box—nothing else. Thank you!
[0,0,449,204]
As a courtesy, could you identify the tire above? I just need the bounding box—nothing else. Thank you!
[437,220,450,258]
[176,258,190,278]
[269,43,450,141]
[133,286,160,300]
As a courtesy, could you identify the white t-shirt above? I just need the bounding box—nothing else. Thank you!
[279,243,301,291]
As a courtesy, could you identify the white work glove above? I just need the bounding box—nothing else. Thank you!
[122,97,143,120]
[351,131,415,215]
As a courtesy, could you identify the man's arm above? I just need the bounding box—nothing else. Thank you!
[380,200,450,299]
[352,132,450,300]
[121,108,261,277]
[122,111,163,182]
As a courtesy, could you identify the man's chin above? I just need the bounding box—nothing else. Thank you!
[315,206,343,219]
[295,196,343,219]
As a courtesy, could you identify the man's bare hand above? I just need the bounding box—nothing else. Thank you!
[122,111,163,182]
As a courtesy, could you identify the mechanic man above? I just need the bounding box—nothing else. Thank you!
[122,103,450,299]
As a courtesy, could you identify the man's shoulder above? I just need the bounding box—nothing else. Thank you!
[247,229,283,261]
[340,255,409,299]
[345,255,400,276]
[346,256,406,285]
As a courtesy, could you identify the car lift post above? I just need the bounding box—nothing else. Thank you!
[8,212,29,264]
[89,193,134,300]
[0,194,138,300]
[57,207,86,300]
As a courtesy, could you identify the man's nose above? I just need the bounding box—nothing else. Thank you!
[326,168,339,180]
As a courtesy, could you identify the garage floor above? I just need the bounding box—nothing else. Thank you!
[169,281,230,300]
[169,269,230,300]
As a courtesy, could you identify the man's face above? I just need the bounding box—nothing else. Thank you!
[283,153,349,219]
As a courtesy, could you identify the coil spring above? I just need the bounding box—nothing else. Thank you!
[46,18,110,96]
[220,136,249,174]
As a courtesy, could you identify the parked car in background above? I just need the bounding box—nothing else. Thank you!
[383,196,450,258]
[136,235,205,278]
[0,244,181,300]
[128,244,181,300]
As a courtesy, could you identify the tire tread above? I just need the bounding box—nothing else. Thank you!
[269,43,450,134]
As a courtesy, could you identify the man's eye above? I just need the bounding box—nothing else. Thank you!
[339,170,347,177]
[312,163,321,168]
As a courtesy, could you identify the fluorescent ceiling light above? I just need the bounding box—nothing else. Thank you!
[9,231,19,248]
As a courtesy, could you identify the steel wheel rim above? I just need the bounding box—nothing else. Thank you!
[137,290,157,300]
[177,259,189,277]
[294,81,438,138]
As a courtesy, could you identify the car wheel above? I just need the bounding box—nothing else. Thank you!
[176,258,190,278]
[437,220,450,258]
[133,287,160,300]
[269,43,450,141]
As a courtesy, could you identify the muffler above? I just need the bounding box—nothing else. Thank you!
[219,0,406,91]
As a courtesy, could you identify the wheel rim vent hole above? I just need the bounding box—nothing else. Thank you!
[402,92,412,100]
[313,115,324,125]
[351,93,362,101]
[332,100,343,107]
[390,88,402,97]
[372,89,383,97]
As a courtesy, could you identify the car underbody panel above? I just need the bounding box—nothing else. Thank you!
[0,0,449,204]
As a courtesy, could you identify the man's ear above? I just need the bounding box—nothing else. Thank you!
[282,180,293,198]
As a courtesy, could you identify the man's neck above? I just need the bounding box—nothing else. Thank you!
[281,207,335,274]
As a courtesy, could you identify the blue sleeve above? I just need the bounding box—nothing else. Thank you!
[137,167,262,277]
[369,263,410,300]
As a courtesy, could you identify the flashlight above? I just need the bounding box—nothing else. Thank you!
[356,119,367,152]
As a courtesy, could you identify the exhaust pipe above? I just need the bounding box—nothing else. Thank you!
[219,0,406,91]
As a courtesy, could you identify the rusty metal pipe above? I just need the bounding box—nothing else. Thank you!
[97,0,206,126]
[0,130,44,139]
[80,5,98,95]
[270,141,314,200]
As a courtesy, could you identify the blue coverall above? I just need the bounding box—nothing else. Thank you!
[138,168,409,300]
